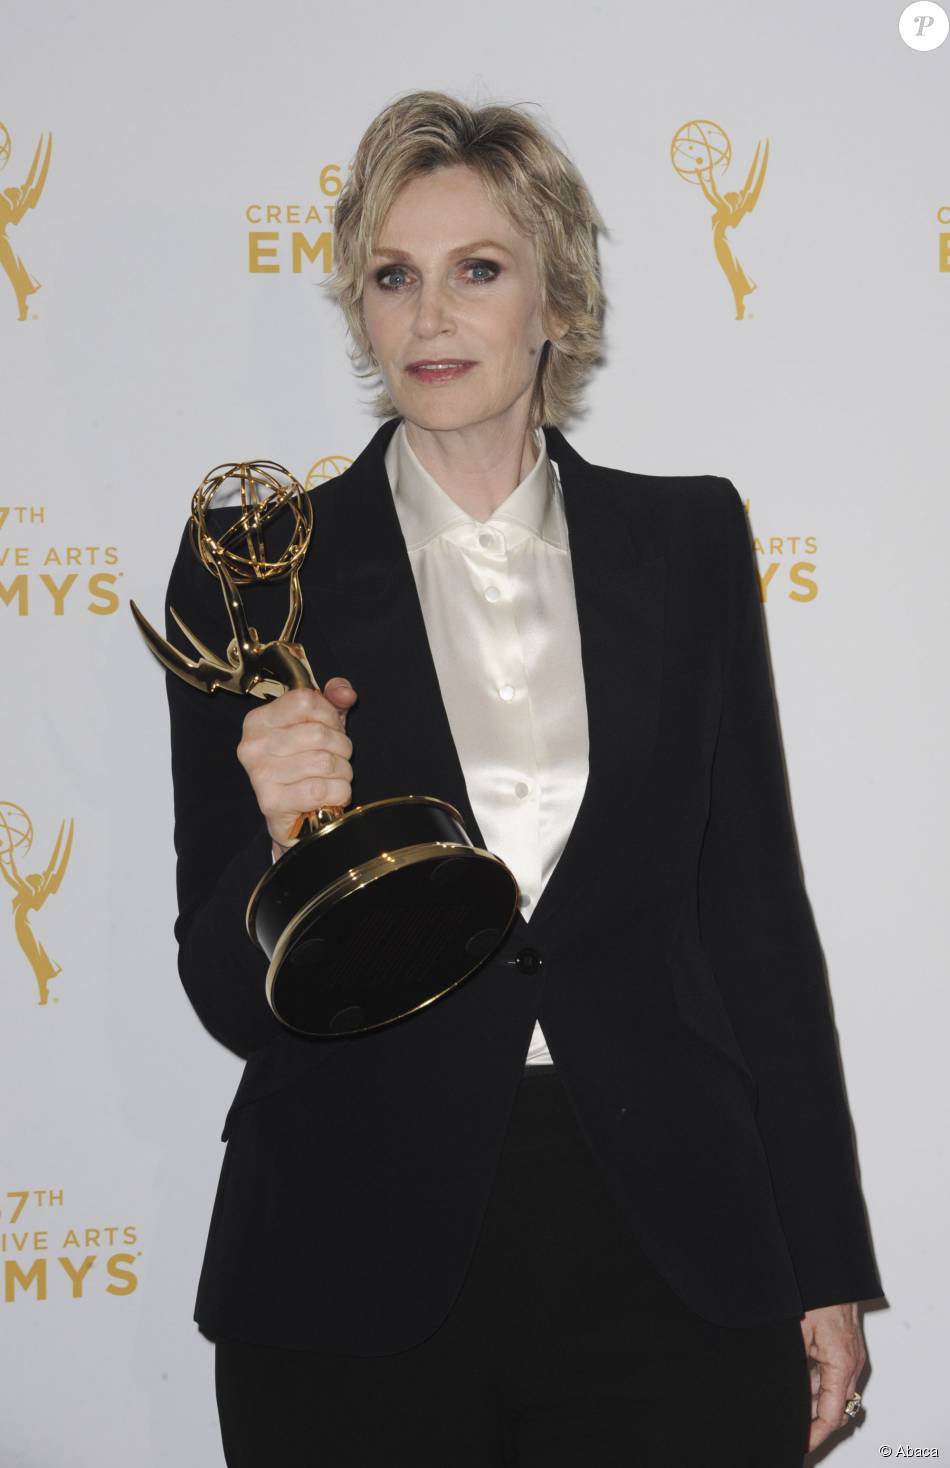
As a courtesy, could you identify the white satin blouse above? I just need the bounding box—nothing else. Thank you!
[385,420,590,1066]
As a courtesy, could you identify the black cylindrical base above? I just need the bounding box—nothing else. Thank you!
[246,797,519,1037]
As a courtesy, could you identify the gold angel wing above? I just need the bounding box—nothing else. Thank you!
[731,139,769,224]
[130,523,311,703]
[129,598,244,696]
[37,817,73,902]
[6,133,53,225]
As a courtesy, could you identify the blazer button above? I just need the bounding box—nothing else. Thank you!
[513,947,543,974]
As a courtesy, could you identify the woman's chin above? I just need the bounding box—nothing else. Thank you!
[392,397,491,433]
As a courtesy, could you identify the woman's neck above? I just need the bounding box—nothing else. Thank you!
[403,410,540,523]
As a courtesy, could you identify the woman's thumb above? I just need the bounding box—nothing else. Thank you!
[322,677,357,725]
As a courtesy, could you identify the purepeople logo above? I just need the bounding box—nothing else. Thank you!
[0,124,52,322]
[898,2,949,50]
[0,802,73,1007]
[670,120,769,321]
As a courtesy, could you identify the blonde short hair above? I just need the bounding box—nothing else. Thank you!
[324,90,608,429]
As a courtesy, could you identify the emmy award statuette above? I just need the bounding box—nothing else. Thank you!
[130,461,520,1037]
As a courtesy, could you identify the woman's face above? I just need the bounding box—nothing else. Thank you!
[361,164,560,432]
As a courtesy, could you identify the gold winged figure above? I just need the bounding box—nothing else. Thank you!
[0,130,53,321]
[130,553,317,703]
[0,810,74,1005]
[696,138,770,321]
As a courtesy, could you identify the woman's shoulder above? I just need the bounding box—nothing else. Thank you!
[594,455,734,497]
[552,427,736,504]
[584,448,740,535]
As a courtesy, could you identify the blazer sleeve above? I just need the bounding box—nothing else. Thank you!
[697,477,885,1312]
[163,518,287,1059]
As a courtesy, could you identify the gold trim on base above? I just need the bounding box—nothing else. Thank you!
[245,793,471,942]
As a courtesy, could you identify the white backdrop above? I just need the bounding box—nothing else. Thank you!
[1,1,947,1462]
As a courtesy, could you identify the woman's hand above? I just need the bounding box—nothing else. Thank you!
[236,677,357,856]
[800,1301,867,1451]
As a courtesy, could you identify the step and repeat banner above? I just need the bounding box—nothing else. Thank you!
[2,1,947,1463]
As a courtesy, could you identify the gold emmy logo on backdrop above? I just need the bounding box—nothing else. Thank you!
[130,460,518,1038]
[938,204,950,272]
[0,124,52,321]
[304,455,353,489]
[245,162,347,274]
[0,801,74,1005]
[670,120,769,320]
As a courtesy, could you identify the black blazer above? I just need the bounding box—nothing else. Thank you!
[164,415,885,1354]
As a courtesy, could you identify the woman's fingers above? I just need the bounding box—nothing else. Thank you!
[259,748,353,788]
[249,720,353,760]
[246,686,348,733]
[236,681,358,847]
[800,1303,866,1453]
[258,776,353,818]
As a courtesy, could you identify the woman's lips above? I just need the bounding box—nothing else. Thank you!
[405,361,476,384]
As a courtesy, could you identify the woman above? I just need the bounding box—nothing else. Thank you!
[164,92,884,1465]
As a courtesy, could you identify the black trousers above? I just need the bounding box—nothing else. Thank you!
[214,1064,812,1466]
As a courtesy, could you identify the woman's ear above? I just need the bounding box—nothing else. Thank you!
[546,311,569,344]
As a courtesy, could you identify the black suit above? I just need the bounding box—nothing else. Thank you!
[164,416,884,1355]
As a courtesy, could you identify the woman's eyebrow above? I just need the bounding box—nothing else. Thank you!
[370,239,514,260]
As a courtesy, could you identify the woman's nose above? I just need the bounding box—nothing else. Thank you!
[411,280,455,339]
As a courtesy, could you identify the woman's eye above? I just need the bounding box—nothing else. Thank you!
[466,260,500,283]
[374,259,500,292]
[376,266,409,291]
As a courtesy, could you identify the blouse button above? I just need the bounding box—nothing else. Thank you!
[478,530,494,549]
[498,684,515,701]
[484,585,501,602]
[514,781,530,798]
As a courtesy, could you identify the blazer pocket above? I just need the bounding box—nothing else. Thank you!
[221,1031,344,1140]
[668,941,759,1108]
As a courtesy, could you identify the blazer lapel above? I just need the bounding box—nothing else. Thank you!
[301,417,666,936]
[304,418,488,850]
[527,427,666,928]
